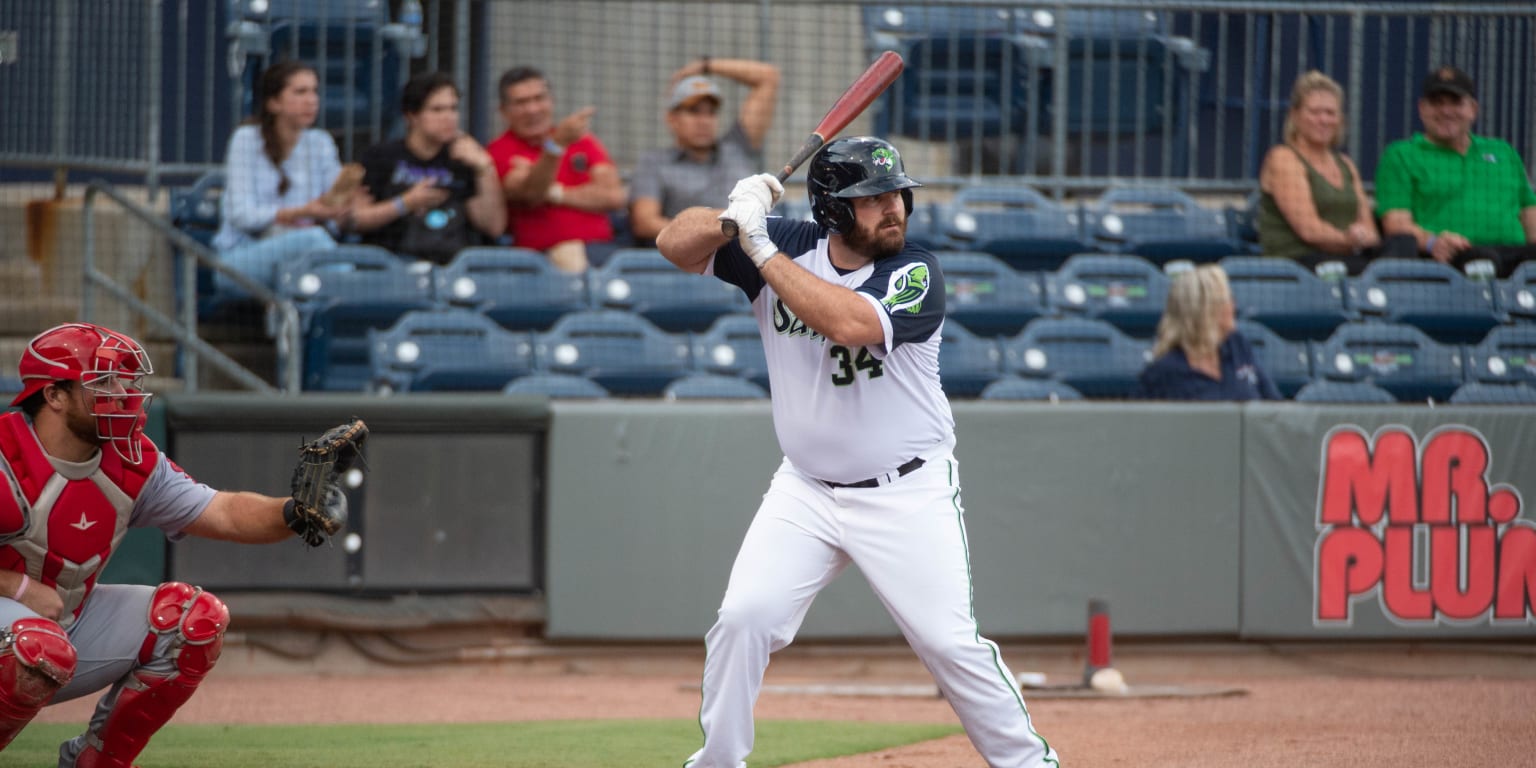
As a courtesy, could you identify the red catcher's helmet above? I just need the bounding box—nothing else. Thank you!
[11,323,154,464]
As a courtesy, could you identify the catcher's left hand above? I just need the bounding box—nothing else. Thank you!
[284,418,368,547]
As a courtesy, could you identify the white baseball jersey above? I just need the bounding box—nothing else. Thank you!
[709,217,954,484]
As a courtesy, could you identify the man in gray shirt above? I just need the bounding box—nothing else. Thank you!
[629,57,780,244]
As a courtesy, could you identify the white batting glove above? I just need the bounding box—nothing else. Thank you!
[728,172,784,211]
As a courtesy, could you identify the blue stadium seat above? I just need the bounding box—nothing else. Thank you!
[242,1,403,143]
[588,248,750,333]
[276,245,438,391]
[1448,381,1536,405]
[1237,320,1311,399]
[502,373,610,399]
[1002,317,1150,399]
[1310,322,1465,403]
[1083,186,1241,264]
[1495,261,1536,322]
[978,375,1084,401]
[663,373,768,401]
[1293,379,1398,404]
[939,185,1093,272]
[168,170,249,321]
[937,320,1003,398]
[1463,325,1536,387]
[434,246,586,331]
[1221,256,1350,341]
[892,35,1032,140]
[1347,259,1500,344]
[533,310,691,396]
[905,201,956,252]
[1226,191,1263,255]
[690,314,769,391]
[367,309,534,394]
[937,251,1049,337]
[1044,253,1169,337]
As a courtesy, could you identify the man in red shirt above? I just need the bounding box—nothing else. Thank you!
[487,67,627,272]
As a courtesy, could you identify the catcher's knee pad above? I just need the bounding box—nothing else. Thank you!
[72,584,229,767]
[0,617,77,748]
[146,581,228,679]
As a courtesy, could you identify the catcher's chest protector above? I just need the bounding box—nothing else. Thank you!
[0,412,151,629]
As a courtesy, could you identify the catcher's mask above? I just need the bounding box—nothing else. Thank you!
[808,136,922,234]
[12,322,154,464]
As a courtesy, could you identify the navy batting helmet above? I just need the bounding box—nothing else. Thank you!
[808,136,922,234]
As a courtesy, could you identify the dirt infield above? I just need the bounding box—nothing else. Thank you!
[36,639,1536,767]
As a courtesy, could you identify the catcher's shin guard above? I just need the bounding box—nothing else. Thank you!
[73,582,228,768]
[0,617,77,748]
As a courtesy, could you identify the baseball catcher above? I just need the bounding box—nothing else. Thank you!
[0,322,365,766]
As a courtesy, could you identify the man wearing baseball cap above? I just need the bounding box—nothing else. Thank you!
[628,57,780,244]
[1376,65,1536,277]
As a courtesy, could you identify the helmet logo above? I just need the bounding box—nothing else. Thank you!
[881,263,931,314]
[871,147,896,172]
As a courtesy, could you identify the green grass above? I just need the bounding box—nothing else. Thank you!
[9,719,961,767]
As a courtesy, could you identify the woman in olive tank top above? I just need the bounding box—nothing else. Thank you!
[1257,71,1388,275]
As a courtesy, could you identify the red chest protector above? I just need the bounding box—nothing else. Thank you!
[0,412,156,628]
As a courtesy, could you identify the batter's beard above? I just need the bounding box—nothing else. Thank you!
[842,215,908,260]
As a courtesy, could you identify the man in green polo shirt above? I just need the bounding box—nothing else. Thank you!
[1377,66,1536,277]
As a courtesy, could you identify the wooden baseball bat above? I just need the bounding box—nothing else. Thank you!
[722,50,905,237]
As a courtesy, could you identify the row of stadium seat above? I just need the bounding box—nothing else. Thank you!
[355,303,1536,404]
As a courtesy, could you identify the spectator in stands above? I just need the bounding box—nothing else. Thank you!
[488,66,626,273]
[628,57,780,245]
[1137,265,1280,401]
[352,71,505,265]
[1256,71,1388,276]
[1376,66,1536,277]
[213,60,345,295]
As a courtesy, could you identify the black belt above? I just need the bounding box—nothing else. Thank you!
[821,457,926,489]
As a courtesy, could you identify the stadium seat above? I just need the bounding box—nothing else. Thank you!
[276,245,438,391]
[533,310,691,396]
[1044,253,1169,337]
[1292,379,1397,404]
[939,185,1093,272]
[978,375,1083,401]
[502,372,610,399]
[892,34,1032,140]
[367,309,534,394]
[434,246,586,331]
[1447,381,1536,405]
[904,201,956,252]
[1236,320,1310,399]
[1002,317,1150,399]
[937,250,1049,337]
[1495,261,1536,322]
[1310,322,1465,403]
[1463,325,1536,387]
[587,248,750,333]
[1226,191,1263,254]
[663,373,768,401]
[690,314,769,391]
[1221,256,1351,341]
[1347,259,1500,344]
[1083,186,1241,264]
[168,170,252,322]
[937,320,1003,398]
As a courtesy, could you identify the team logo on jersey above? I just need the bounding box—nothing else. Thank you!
[772,299,825,341]
[880,263,930,314]
[871,147,896,171]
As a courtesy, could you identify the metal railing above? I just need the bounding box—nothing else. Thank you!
[80,179,300,393]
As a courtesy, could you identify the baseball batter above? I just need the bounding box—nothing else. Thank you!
[657,137,1060,768]
[0,322,355,767]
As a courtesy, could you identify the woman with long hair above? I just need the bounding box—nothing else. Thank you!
[1136,265,1281,400]
[1257,70,1392,275]
[213,60,345,295]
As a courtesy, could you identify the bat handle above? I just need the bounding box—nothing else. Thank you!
[719,165,798,239]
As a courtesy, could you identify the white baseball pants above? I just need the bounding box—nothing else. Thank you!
[683,445,1060,768]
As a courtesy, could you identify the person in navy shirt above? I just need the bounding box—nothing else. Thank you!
[1137,264,1282,401]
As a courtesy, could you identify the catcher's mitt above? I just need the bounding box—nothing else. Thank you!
[284,418,368,547]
